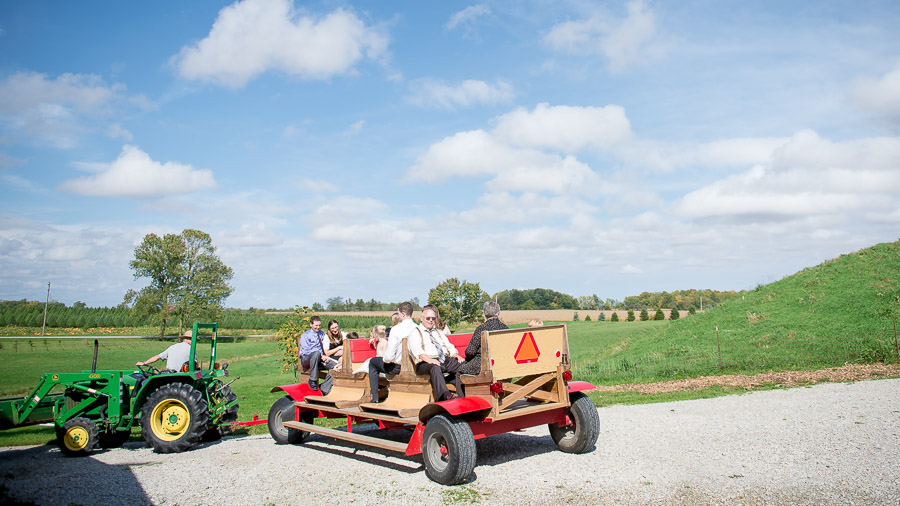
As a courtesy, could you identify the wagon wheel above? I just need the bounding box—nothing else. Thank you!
[59,417,100,457]
[140,383,209,453]
[267,395,314,444]
[422,414,476,485]
[548,391,600,454]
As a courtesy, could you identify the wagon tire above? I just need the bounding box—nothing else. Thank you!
[140,383,209,453]
[268,395,313,444]
[548,391,600,454]
[422,414,476,485]
[59,417,99,456]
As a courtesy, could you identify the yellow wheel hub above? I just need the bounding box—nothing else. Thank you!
[150,399,191,441]
[64,426,89,451]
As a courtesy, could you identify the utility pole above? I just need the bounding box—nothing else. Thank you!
[41,282,50,336]
[700,296,703,312]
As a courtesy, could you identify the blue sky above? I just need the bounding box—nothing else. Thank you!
[1,0,899,309]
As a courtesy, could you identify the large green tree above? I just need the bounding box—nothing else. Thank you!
[428,278,488,331]
[127,229,233,337]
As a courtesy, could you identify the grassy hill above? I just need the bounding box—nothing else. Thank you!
[572,240,900,384]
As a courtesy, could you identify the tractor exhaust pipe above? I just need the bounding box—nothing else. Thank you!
[92,339,99,373]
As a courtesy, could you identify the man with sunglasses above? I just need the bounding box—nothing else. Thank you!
[408,304,464,402]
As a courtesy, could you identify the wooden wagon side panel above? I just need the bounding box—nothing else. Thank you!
[486,325,568,381]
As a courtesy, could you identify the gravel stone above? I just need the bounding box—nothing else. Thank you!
[2,378,898,505]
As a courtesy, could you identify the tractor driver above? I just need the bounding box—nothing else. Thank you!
[136,330,193,371]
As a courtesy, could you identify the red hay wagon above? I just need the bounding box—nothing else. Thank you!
[267,324,599,485]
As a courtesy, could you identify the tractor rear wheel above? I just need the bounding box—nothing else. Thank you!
[267,395,313,444]
[203,381,239,442]
[548,391,600,454]
[140,383,209,453]
[59,417,99,457]
[422,414,476,485]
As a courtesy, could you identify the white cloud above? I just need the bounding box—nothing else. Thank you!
[446,4,491,31]
[173,0,389,88]
[452,191,596,224]
[105,123,133,141]
[543,0,660,72]
[616,137,787,172]
[409,79,514,109]
[849,60,900,123]
[621,264,642,274]
[0,71,123,115]
[346,120,365,135]
[493,103,632,151]
[0,71,146,148]
[306,195,413,247]
[409,103,629,193]
[0,216,141,305]
[674,130,900,220]
[298,178,338,193]
[218,223,284,247]
[59,145,217,199]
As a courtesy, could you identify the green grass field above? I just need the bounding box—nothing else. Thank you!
[2,240,898,448]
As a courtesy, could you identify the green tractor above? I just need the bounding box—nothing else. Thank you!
[0,322,238,455]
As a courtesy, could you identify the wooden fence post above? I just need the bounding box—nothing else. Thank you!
[716,325,722,370]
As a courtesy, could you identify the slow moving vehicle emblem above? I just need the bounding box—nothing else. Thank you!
[514,332,540,364]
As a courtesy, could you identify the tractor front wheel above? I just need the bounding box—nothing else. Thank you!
[267,395,313,444]
[422,414,476,485]
[548,391,600,454]
[140,383,209,453]
[59,417,99,457]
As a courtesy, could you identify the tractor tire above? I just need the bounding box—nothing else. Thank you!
[59,417,99,457]
[140,383,209,454]
[99,429,131,448]
[267,395,313,444]
[422,414,477,485]
[548,391,600,454]
[203,381,239,442]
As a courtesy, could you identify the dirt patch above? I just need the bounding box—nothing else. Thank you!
[592,363,900,394]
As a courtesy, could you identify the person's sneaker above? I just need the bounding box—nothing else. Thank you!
[308,379,318,391]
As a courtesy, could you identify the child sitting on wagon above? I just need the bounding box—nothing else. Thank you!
[353,325,387,374]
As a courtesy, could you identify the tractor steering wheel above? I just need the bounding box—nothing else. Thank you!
[137,363,160,376]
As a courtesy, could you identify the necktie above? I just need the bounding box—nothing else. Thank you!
[428,329,445,362]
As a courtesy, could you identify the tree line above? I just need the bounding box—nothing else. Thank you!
[3,228,742,336]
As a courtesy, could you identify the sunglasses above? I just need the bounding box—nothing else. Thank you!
[424,317,436,321]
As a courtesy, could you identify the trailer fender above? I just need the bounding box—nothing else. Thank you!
[269,383,321,401]
[567,381,596,393]
[418,396,492,423]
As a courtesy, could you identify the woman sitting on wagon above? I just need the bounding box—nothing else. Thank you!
[459,301,508,376]
[324,319,345,360]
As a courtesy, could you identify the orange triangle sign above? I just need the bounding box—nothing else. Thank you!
[514,332,540,364]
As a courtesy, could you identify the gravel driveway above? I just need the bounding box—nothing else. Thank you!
[2,379,898,506]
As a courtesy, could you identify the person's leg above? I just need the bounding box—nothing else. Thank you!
[368,357,386,402]
[320,373,333,394]
[441,358,462,397]
[416,361,449,401]
[306,351,322,389]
